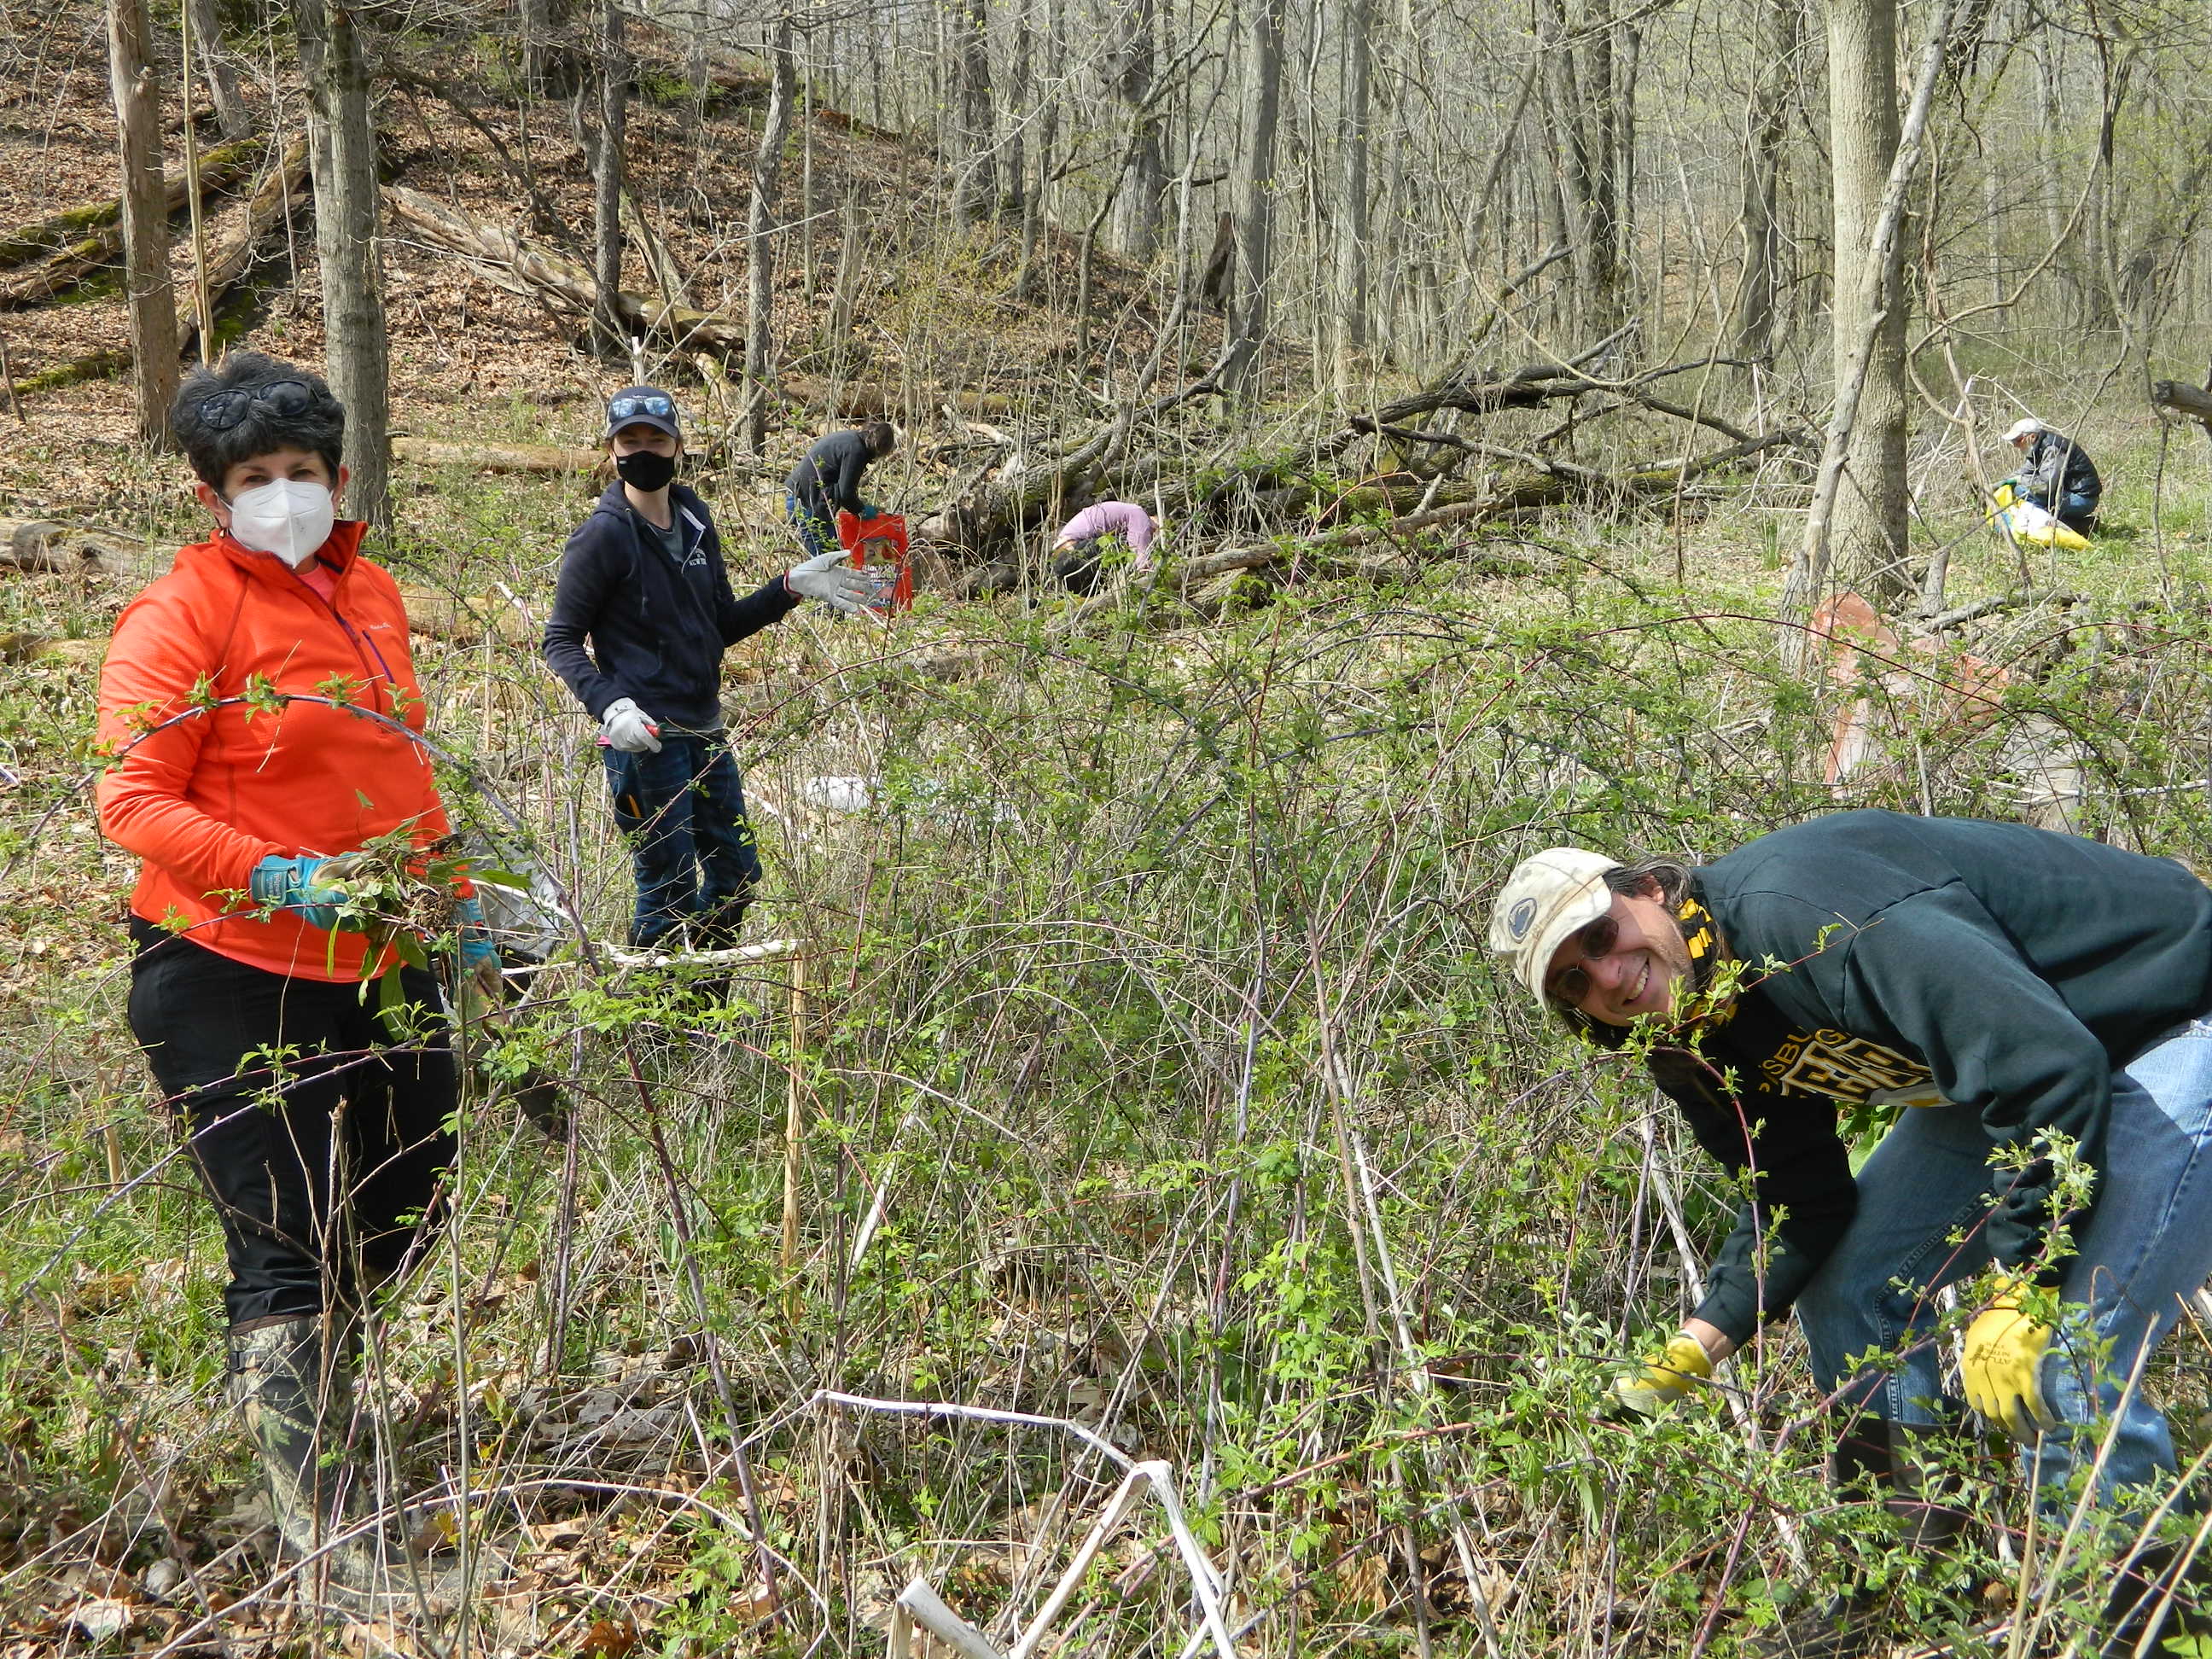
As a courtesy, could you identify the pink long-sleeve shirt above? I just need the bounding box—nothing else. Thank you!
[1052,502,1155,566]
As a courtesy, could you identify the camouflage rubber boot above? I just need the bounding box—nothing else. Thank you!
[228,1316,381,1604]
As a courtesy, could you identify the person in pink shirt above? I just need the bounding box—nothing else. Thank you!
[1050,500,1156,592]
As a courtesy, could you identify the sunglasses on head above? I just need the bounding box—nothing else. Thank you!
[1546,913,1621,1007]
[608,393,677,422]
[197,380,322,432]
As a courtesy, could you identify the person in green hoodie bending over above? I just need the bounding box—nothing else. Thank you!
[1490,811,2212,1656]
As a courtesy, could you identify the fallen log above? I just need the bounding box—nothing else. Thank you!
[0,135,265,306]
[393,436,602,474]
[20,139,312,397]
[783,375,1014,420]
[2151,379,2212,429]
[385,184,748,356]
[180,135,311,355]
[0,519,166,584]
[0,517,534,644]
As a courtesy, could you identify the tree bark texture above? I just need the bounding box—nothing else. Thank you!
[1823,0,1911,607]
[1335,0,1371,350]
[299,0,392,528]
[1116,0,1164,261]
[1732,0,1798,366]
[106,0,179,448]
[183,0,250,138]
[950,0,996,226]
[591,0,629,358]
[1223,0,1284,393]
[744,12,797,454]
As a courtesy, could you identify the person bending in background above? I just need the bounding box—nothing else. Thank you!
[2005,416,2102,533]
[1491,812,2212,1656]
[544,387,872,949]
[1050,499,1157,593]
[93,352,498,1608]
[784,418,899,562]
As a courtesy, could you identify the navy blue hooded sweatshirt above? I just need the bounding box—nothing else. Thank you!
[1640,812,2212,1346]
[543,480,799,731]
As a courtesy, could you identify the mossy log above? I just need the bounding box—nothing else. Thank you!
[392,437,602,474]
[0,517,532,645]
[0,135,265,306]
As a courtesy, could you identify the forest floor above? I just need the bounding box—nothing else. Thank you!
[10,8,2212,1659]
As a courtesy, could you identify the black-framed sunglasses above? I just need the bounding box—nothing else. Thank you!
[1546,913,1621,1007]
[608,393,678,422]
[197,380,322,432]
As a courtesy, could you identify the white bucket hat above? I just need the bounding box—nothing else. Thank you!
[2003,416,2044,444]
[1488,847,1619,1004]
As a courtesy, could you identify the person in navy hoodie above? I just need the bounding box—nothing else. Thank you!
[544,387,870,947]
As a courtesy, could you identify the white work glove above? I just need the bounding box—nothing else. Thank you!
[785,549,875,614]
[599,697,662,754]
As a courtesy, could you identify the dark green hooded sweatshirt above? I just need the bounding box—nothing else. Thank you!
[1648,810,2212,1345]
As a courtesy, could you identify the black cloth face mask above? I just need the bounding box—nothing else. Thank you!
[616,449,678,491]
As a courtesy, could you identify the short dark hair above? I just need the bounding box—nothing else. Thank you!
[172,351,346,491]
[859,420,897,457]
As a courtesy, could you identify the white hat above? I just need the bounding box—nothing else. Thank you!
[2003,417,2044,444]
[1488,847,1619,1003]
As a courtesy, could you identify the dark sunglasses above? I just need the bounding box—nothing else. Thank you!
[608,393,678,422]
[1546,913,1621,1007]
[197,379,322,432]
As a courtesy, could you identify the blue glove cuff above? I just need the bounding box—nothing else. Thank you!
[456,894,500,969]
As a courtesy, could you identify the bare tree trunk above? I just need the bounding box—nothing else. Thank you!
[107,0,178,447]
[1822,0,1911,607]
[1116,0,1164,261]
[591,0,628,358]
[183,0,248,138]
[1780,0,1955,657]
[1222,0,1284,393]
[1335,0,1371,350]
[1732,0,1798,366]
[949,0,995,227]
[521,0,556,96]
[1004,0,1029,219]
[298,0,391,527]
[743,11,796,454]
[1538,0,1626,332]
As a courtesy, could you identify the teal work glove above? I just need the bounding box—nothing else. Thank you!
[1962,1284,2057,1440]
[247,853,358,931]
[453,894,505,1004]
[1610,1330,1715,1417]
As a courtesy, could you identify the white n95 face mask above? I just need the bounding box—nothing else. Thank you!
[226,478,335,567]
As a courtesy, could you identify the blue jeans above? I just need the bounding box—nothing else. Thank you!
[2023,488,2098,533]
[786,493,836,561]
[1796,1019,2212,1509]
[602,732,760,947]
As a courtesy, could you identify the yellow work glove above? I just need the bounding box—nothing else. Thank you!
[1961,1284,2057,1440]
[1610,1329,1715,1417]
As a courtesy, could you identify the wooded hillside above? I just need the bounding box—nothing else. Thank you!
[6,0,2212,1653]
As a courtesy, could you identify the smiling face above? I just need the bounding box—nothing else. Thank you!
[194,446,344,529]
[1545,878,1693,1027]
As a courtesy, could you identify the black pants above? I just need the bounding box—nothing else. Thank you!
[125,920,457,1328]
[1054,534,1118,594]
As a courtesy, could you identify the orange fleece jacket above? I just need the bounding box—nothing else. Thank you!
[94,521,456,981]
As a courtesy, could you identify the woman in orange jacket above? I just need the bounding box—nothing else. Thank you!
[93,352,490,1608]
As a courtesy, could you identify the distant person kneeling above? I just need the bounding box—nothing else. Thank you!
[1051,500,1156,594]
[544,387,874,950]
[2005,416,2102,533]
